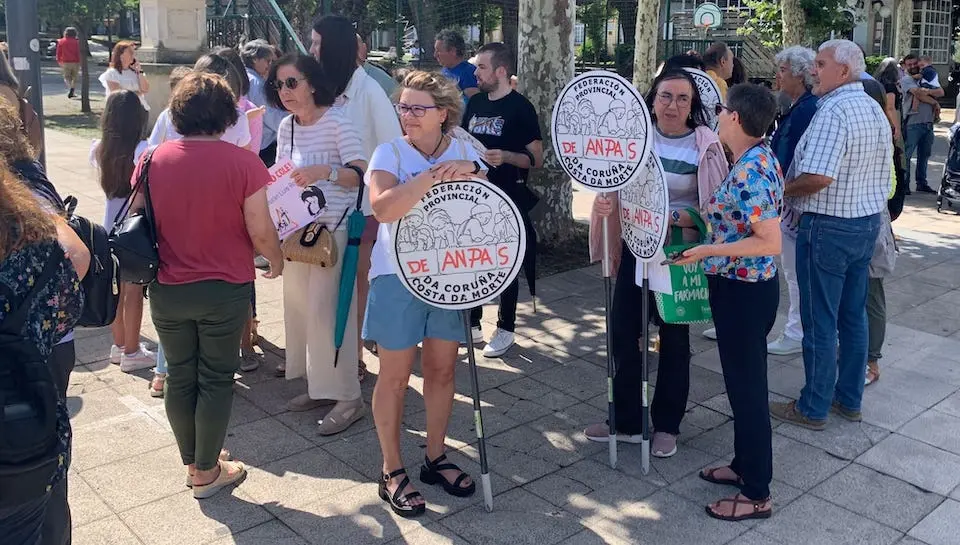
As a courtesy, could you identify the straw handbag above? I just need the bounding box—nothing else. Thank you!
[281,220,340,267]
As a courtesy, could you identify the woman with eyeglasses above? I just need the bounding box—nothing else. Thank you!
[673,84,783,521]
[365,70,487,517]
[586,69,729,458]
[265,54,370,434]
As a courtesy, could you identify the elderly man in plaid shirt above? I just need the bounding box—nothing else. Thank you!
[769,40,892,431]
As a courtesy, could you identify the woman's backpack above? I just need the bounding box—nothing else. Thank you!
[0,247,65,507]
[64,196,120,327]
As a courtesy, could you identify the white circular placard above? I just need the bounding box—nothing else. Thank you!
[619,154,670,262]
[684,68,723,132]
[391,179,527,311]
[551,71,654,192]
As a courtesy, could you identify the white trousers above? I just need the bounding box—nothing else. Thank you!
[283,230,361,401]
[781,230,803,342]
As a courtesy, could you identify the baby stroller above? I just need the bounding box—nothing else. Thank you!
[938,125,960,213]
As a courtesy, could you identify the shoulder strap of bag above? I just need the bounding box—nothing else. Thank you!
[112,148,156,233]
[684,207,708,240]
[0,246,65,336]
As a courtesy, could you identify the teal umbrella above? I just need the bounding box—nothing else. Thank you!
[333,188,366,367]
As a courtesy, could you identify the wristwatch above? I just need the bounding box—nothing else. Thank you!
[471,160,482,174]
[671,209,682,224]
[328,167,339,184]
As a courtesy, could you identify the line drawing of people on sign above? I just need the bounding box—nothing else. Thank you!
[578,100,599,135]
[300,186,327,217]
[556,100,577,134]
[493,200,519,242]
[598,99,627,137]
[275,207,293,234]
[397,209,434,252]
[428,208,458,249]
[457,204,495,245]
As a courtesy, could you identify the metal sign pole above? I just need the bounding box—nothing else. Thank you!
[601,208,617,469]
[640,261,651,475]
[5,0,45,167]
[461,311,494,512]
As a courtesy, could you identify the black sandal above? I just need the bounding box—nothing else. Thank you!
[699,466,744,488]
[378,468,426,518]
[419,454,476,498]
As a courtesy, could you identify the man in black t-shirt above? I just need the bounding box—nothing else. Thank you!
[462,42,543,358]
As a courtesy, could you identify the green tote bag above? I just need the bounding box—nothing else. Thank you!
[654,208,712,324]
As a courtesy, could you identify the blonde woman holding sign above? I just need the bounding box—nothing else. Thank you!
[365,71,487,517]
[586,69,728,458]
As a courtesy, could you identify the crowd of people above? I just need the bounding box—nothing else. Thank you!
[0,16,933,541]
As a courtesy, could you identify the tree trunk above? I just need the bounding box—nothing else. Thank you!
[893,0,911,60]
[632,0,658,93]
[408,0,438,64]
[781,0,804,46]
[518,0,575,244]
[77,23,92,114]
[499,0,519,74]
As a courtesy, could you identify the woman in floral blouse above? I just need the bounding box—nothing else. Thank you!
[674,84,783,522]
[0,165,85,543]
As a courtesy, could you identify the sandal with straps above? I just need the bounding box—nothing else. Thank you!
[699,466,744,488]
[378,468,426,518]
[419,453,476,498]
[705,493,772,522]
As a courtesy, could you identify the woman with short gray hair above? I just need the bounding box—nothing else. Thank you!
[765,45,818,358]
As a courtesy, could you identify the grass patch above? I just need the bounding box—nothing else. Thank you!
[44,112,102,140]
[536,221,591,278]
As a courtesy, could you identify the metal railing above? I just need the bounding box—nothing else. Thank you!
[206,0,306,54]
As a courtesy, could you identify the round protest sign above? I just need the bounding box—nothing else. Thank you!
[684,68,722,131]
[551,71,653,192]
[619,153,670,262]
[391,179,527,311]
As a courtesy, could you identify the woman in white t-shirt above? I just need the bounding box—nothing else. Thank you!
[364,71,487,518]
[146,55,252,149]
[99,41,150,110]
[265,54,369,431]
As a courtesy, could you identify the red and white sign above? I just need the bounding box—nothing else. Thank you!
[391,179,526,310]
[266,159,326,241]
[620,154,669,262]
[551,71,654,192]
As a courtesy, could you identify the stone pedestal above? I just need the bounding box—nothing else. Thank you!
[138,0,207,64]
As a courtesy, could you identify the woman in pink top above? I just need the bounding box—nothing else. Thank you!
[214,47,265,152]
[129,72,283,499]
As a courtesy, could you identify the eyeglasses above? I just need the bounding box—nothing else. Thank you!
[656,92,692,107]
[715,103,734,116]
[273,77,306,91]
[395,103,439,117]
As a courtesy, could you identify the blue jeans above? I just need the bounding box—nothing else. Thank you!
[155,343,167,374]
[795,213,881,420]
[903,122,934,188]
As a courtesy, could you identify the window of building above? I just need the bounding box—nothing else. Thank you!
[873,14,892,55]
[911,0,951,64]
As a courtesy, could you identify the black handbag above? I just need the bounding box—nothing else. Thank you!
[108,149,159,285]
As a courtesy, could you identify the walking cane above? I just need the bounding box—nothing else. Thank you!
[640,261,651,475]
[461,312,494,512]
[602,208,617,469]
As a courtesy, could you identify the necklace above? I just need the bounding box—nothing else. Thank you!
[410,134,446,161]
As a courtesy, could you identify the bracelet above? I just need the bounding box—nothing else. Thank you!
[471,160,482,174]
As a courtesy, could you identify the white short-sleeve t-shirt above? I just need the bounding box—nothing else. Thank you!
[365,136,486,280]
[147,108,251,149]
[99,68,150,111]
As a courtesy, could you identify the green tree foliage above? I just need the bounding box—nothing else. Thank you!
[738,0,855,48]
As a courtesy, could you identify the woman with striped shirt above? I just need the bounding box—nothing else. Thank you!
[266,54,369,435]
[586,69,729,458]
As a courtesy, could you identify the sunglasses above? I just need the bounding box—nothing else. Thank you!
[715,103,734,116]
[274,77,306,91]
[395,104,439,117]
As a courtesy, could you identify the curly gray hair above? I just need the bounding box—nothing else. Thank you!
[775,46,816,87]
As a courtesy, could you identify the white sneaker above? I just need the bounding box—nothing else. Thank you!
[702,327,717,340]
[482,329,515,358]
[120,346,157,372]
[109,344,124,364]
[767,334,803,356]
[471,326,483,345]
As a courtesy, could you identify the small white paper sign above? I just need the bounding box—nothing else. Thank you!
[684,68,722,131]
[12,57,29,71]
[451,126,488,157]
[266,159,326,241]
[643,249,675,295]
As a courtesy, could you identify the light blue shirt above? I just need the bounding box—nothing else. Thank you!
[246,68,286,150]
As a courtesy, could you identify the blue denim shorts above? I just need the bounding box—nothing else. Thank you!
[362,274,465,350]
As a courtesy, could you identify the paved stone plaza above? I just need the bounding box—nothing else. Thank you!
[44,122,960,544]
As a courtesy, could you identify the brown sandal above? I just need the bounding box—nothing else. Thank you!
[705,493,772,522]
[699,466,743,487]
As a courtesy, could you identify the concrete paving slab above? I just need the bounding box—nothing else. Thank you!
[907,499,960,545]
[858,434,960,496]
[753,494,902,545]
